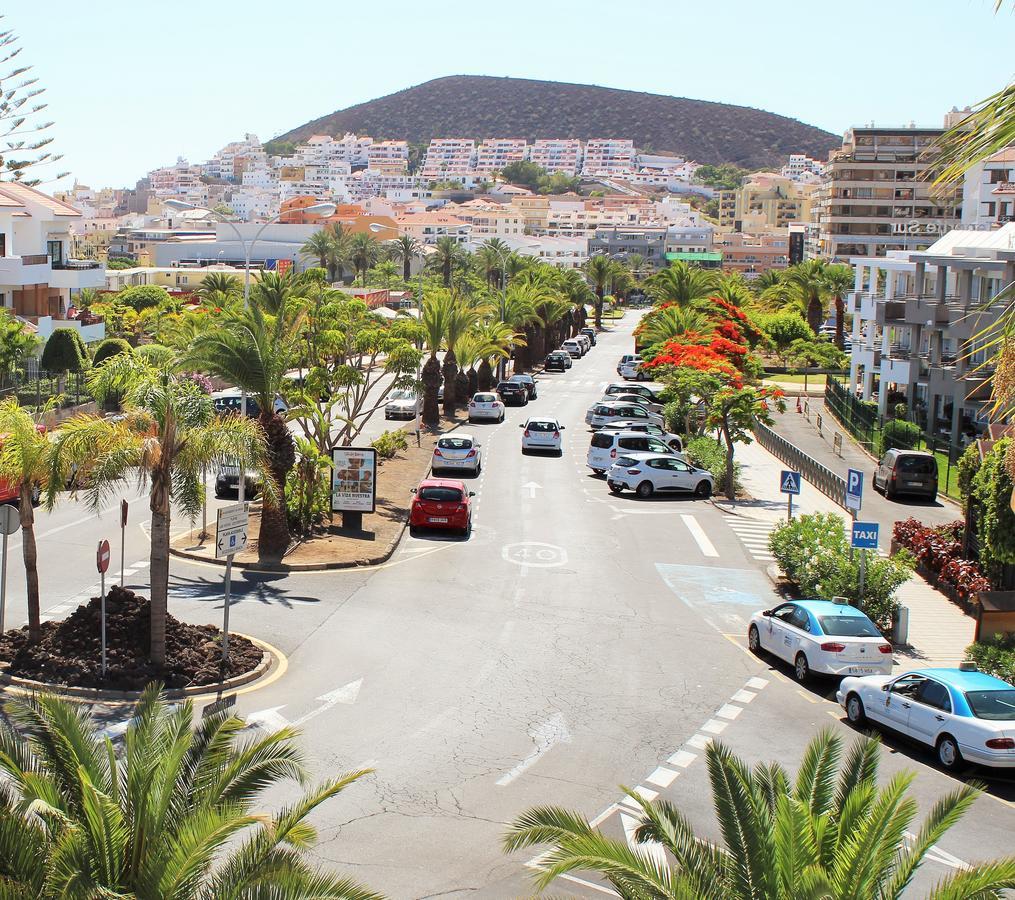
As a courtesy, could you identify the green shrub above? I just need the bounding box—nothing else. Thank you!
[686,435,740,492]
[769,513,847,592]
[117,284,170,311]
[40,328,88,375]
[957,441,982,509]
[878,418,921,456]
[371,429,409,460]
[971,437,1015,578]
[965,633,1015,684]
[92,337,133,367]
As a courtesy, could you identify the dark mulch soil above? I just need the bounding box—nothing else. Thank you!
[0,586,262,691]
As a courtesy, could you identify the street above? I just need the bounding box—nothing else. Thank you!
[3,314,1014,898]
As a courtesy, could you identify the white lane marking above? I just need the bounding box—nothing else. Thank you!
[687,733,713,751]
[496,713,571,786]
[731,689,757,703]
[645,766,680,788]
[716,703,743,721]
[681,514,719,558]
[521,481,542,499]
[247,678,363,733]
[747,676,770,690]
[667,749,697,768]
[559,874,618,896]
[701,718,728,735]
[631,785,658,803]
[621,812,668,868]
[244,706,289,731]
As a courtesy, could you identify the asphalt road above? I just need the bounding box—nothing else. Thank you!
[2,316,1013,898]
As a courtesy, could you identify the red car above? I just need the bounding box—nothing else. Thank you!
[409,478,474,537]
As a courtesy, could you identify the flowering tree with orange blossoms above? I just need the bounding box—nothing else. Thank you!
[707,382,786,499]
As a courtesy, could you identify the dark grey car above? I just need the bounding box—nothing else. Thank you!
[873,449,938,501]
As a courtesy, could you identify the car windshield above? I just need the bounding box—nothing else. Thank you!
[437,438,472,450]
[527,421,557,432]
[817,615,880,637]
[419,487,463,502]
[389,390,416,401]
[474,394,496,403]
[964,689,1015,721]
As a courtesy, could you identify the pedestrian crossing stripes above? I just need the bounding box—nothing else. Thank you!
[725,517,777,562]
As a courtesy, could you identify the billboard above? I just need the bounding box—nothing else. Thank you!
[331,447,377,513]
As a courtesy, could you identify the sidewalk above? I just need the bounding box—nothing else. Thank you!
[714,437,975,670]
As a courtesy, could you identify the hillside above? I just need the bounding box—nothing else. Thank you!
[279,75,839,170]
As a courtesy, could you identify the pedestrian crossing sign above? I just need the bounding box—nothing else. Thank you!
[780,470,801,495]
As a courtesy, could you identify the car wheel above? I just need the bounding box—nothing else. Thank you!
[794,652,810,682]
[694,480,712,499]
[885,483,896,501]
[532,392,538,400]
[845,693,866,725]
[409,525,419,537]
[937,734,963,771]
[636,481,654,499]
[748,624,762,655]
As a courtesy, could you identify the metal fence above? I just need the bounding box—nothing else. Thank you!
[0,370,88,410]
[823,377,962,500]
[754,419,847,508]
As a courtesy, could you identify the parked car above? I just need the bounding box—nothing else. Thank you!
[409,478,474,537]
[432,433,482,476]
[619,359,649,381]
[562,339,583,359]
[837,665,1015,771]
[598,420,683,452]
[587,430,680,475]
[603,382,661,404]
[873,449,938,501]
[748,600,893,682]
[384,389,420,420]
[606,452,713,499]
[598,392,663,414]
[520,417,565,454]
[468,392,505,423]
[575,334,591,353]
[580,327,597,346]
[544,353,568,372]
[616,353,642,375]
[497,381,528,406]
[214,461,262,499]
[508,373,538,400]
[555,350,573,369]
[586,401,662,429]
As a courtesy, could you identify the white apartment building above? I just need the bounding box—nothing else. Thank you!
[496,235,589,269]
[230,189,278,221]
[781,153,826,182]
[149,158,205,197]
[582,139,635,176]
[394,212,472,244]
[448,200,525,238]
[367,140,409,174]
[203,134,263,182]
[474,138,528,174]
[961,147,1015,229]
[420,139,477,179]
[528,139,583,175]
[295,133,373,168]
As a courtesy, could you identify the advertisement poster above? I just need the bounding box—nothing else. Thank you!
[331,447,377,513]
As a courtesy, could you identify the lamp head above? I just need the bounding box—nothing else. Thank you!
[164,199,196,211]
[303,201,337,217]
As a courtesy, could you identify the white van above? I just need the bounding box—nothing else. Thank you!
[585,401,663,429]
[587,430,682,475]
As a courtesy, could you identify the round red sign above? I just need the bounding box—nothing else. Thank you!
[96,539,111,574]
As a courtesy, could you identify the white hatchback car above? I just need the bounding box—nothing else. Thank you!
[748,600,893,682]
[606,452,713,498]
[432,433,482,476]
[616,353,642,375]
[467,392,505,423]
[385,389,420,420]
[562,339,583,359]
[836,665,1015,771]
[520,418,564,454]
[586,401,663,429]
[587,430,679,475]
[619,359,649,381]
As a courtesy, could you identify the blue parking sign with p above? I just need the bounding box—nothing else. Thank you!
[845,468,863,512]
[780,470,801,495]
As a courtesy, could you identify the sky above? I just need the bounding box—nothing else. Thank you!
[10,0,1015,190]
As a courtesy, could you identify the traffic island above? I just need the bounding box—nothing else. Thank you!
[171,435,443,571]
[0,586,267,695]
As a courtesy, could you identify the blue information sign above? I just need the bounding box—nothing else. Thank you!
[851,521,879,550]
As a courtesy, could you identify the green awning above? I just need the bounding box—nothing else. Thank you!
[665,252,723,262]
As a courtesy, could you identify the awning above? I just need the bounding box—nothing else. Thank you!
[665,252,723,262]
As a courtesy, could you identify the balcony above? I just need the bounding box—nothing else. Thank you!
[49,259,106,290]
[0,254,52,286]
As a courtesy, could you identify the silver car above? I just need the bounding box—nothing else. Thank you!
[385,389,420,420]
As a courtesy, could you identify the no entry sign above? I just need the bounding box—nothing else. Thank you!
[96,539,111,574]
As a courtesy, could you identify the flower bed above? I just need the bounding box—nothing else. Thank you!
[892,518,991,609]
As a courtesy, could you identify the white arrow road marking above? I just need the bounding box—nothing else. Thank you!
[496,713,571,786]
[289,678,364,729]
[621,812,668,868]
[903,832,969,870]
[521,481,542,499]
[244,706,290,732]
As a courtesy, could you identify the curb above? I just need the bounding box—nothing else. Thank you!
[0,634,277,703]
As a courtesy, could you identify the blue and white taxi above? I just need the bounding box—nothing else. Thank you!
[837,665,1015,770]
[748,600,893,681]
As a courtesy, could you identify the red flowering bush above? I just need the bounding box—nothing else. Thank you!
[939,559,992,600]
[893,518,992,598]
[643,342,739,377]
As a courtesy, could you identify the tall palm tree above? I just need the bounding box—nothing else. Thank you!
[472,320,514,390]
[431,236,462,288]
[752,269,783,296]
[822,262,855,350]
[48,355,266,666]
[637,306,711,351]
[769,259,828,334]
[420,292,452,427]
[499,281,544,375]
[505,729,1015,898]
[0,399,48,643]
[0,685,380,898]
[184,300,304,555]
[349,232,380,287]
[625,253,647,282]
[645,260,718,308]
[441,294,484,416]
[584,254,614,329]
[385,234,420,283]
[713,271,752,307]
[476,238,511,289]
[301,229,335,278]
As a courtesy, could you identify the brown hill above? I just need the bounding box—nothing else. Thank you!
[279,75,839,170]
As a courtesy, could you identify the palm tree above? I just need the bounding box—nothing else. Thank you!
[197,271,242,300]
[431,236,461,288]
[752,269,783,296]
[625,253,647,282]
[645,260,718,308]
[184,300,304,556]
[0,685,380,898]
[505,729,1015,898]
[768,259,828,334]
[713,272,752,307]
[499,281,544,375]
[370,259,399,290]
[637,306,711,351]
[822,262,855,349]
[442,294,484,416]
[48,355,266,666]
[472,320,514,390]
[349,232,380,287]
[420,292,452,427]
[0,399,48,643]
[301,229,336,276]
[584,254,614,329]
[385,234,420,282]
[301,224,350,284]
[475,238,511,289]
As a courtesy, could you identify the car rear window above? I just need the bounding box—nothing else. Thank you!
[419,487,463,502]
[898,456,937,474]
[527,421,557,432]
[591,433,614,449]
[497,383,519,391]
[615,456,640,467]
[817,615,880,637]
[595,405,614,415]
[474,394,496,403]
[964,689,1015,720]
[618,437,648,451]
[437,437,472,450]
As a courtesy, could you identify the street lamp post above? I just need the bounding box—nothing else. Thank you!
[165,199,336,501]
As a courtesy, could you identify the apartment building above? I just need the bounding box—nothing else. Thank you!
[149,159,206,198]
[203,134,263,182]
[716,189,738,227]
[588,225,668,267]
[367,140,409,174]
[730,173,815,231]
[420,139,477,180]
[582,139,635,176]
[961,147,1015,229]
[845,223,1015,445]
[474,138,527,174]
[0,182,105,342]
[781,153,826,182]
[664,225,716,260]
[294,133,372,168]
[528,139,583,175]
[811,125,962,260]
[496,235,589,269]
[394,212,472,244]
[714,231,790,277]
[448,200,524,238]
